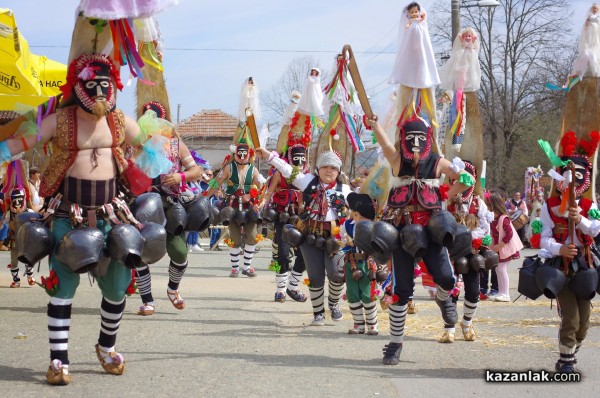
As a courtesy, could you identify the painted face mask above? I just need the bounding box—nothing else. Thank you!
[289,145,307,167]
[557,155,592,197]
[399,119,432,163]
[73,61,116,116]
[10,189,25,209]
[235,144,250,163]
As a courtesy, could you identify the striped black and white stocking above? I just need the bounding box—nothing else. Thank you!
[364,301,378,329]
[388,303,408,344]
[230,247,241,271]
[243,244,255,271]
[168,260,187,291]
[48,297,72,365]
[309,286,325,315]
[135,263,154,304]
[276,273,288,293]
[97,297,126,362]
[349,302,365,326]
[327,280,344,308]
[288,270,303,290]
[462,299,478,326]
[10,265,20,282]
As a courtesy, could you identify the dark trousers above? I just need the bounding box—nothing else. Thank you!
[460,267,480,304]
[392,227,455,305]
[274,219,306,273]
[480,268,499,293]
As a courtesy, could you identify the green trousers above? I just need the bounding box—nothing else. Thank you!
[50,217,131,302]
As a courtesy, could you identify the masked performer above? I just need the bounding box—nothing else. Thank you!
[446,160,494,342]
[0,52,149,385]
[261,114,310,301]
[537,132,600,373]
[206,132,265,278]
[3,178,35,288]
[132,17,204,316]
[366,115,473,365]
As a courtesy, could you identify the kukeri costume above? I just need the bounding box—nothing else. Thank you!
[536,132,600,373]
[131,19,209,315]
[266,108,309,302]
[340,193,382,335]
[446,160,496,342]
[265,91,311,302]
[214,82,265,278]
[355,117,474,365]
[266,150,350,325]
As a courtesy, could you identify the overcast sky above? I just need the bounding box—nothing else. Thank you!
[2,0,592,126]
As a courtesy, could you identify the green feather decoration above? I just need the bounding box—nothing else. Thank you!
[537,139,568,167]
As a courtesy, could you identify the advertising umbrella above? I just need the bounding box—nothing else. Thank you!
[0,8,66,110]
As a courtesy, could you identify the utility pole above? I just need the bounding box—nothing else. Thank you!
[177,103,181,124]
[451,0,461,42]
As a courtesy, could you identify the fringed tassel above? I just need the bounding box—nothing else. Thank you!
[109,19,154,85]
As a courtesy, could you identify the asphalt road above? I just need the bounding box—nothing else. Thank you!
[0,244,598,397]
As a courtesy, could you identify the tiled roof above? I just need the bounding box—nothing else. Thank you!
[176,109,238,138]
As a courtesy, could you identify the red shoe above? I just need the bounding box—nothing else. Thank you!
[27,275,36,286]
[10,281,20,288]
[479,292,488,301]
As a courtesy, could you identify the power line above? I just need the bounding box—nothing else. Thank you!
[29,45,396,54]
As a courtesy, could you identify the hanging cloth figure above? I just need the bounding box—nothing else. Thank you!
[438,27,482,153]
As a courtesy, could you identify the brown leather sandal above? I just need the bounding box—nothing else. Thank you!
[95,344,125,375]
[167,289,185,310]
[137,303,155,316]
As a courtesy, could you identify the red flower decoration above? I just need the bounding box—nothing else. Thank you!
[472,238,483,250]
[439,184,450,201]
[529,234,541,249]
[249,188,259,198]
[391,294,400,304]
[39,270,59,296]
[126,269,137,296]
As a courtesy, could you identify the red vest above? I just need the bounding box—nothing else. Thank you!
[547,196,593,246]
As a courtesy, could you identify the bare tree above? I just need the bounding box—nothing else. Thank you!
[260,56,328,129]
[429,0,575,192]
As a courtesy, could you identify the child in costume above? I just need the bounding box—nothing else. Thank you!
[340,192,379,335]
[258,147,350,325]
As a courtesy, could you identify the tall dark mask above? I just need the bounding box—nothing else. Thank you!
[73,62,116,116]
[557,155,591,197]
[235,144,250,163]
[289,146,307,167]
[399,119,432,163]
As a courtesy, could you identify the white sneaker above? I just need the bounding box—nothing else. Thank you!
[493,294,510,302]
[189,244,204,253]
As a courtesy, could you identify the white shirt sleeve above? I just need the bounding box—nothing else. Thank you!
[539,203,561,257]
[576,202,600,237]
[269,156,313,190]
[476,197,492,235]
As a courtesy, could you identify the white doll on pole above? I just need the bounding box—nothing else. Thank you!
[439,27,482,93]
[572,3,600,78]
[388,2,440,89]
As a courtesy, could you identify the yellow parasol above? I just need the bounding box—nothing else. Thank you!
[0,8,66,110]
